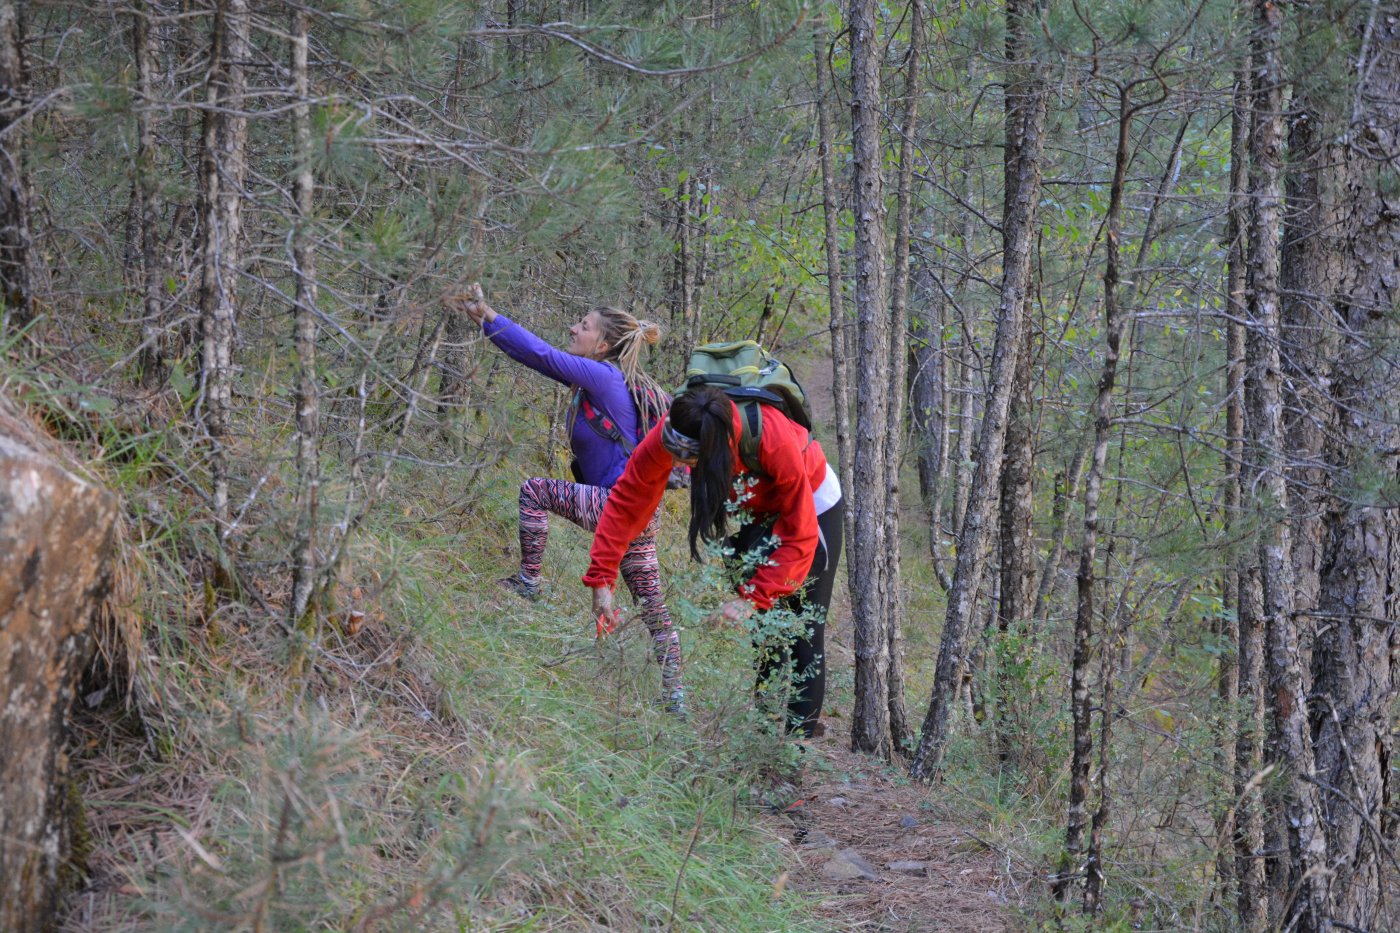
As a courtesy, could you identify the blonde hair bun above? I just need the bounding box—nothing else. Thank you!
[637,320,662,346]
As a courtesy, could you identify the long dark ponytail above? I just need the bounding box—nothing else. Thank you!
[668,386,735,559]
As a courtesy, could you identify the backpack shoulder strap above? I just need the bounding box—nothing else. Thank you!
[735,400,764,477]
[574,362,663,456]
[572,385,632,452]
[732,397,814,479]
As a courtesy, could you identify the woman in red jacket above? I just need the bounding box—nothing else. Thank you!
[584,385,843,737]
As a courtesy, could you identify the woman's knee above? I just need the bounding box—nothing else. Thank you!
[519,476,550,508]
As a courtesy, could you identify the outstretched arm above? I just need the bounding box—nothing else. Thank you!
[446,282,624,397]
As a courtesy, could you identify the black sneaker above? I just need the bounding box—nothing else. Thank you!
[497,574,541,601]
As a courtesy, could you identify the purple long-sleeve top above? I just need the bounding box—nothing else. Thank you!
[483,313,637,488]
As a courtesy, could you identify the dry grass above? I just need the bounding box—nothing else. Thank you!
[64,561,516,932]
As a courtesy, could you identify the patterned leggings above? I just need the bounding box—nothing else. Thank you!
[518,477,683,700]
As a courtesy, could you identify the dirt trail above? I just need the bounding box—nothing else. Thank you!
[766,353,1024,930]
[759,722,1020,932]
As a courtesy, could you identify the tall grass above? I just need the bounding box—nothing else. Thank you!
[50,374,849,930]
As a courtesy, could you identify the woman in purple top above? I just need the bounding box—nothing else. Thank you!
[446,283,684,713]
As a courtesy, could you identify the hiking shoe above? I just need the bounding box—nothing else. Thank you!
[659,692,688,721]
[497,573,541,602]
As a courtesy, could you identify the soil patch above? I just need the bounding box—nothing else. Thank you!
[759,722,1020,932]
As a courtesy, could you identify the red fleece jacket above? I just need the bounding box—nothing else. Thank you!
[583,400,828,609]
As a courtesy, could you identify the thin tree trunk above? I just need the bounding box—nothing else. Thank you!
[1229,44,1266,933]
[882,0,925,753]
[993,0,1044,769]
[679,175,697,350]
[950,154,977,543]
[847,0,892,758]
[667,172,695,352]
[196,0,251,539]
[909,0,1047,781]
[288,5,320,640]
[133,1,167,385]
[1236,566,1269,931]
[994,329,1035,768]
[910,250,948,585]
[1055,80,1137,907]
[1244,0,1329,922]
[1214,57,1251,915]
[0,0,31,333]
[814,23,856,581]
[1032,439,1086,622]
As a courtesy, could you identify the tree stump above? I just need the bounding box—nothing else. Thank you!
[0,420,116,932]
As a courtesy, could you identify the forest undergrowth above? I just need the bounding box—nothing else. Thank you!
[21,349,1016,931]
[0,319,1049,933]
[12,328,1277,933]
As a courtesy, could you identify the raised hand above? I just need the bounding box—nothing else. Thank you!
[444,281,495,325]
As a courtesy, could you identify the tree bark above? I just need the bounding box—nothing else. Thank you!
[1244,0,1330,923]
[1055,79,1137,907]
[132,1,169,386]
[994,335,1035,768]
[1032,438,1085,622]
[814,26,854,555]
[1217,58,1264,927]
[288,4,320,639]
[0,0,32,333]
[993,0,1044,768]
[0,417,117,932]
[1308,8,1400,926]
[909,0,1047,781]
[910,247,948,582]
[1281,33,1345,643]
[949,140,978,548]
[847,0,892,758]
[881,0,925,753]
[196,0,251,537]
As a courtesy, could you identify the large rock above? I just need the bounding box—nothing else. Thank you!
[0,413,116,933]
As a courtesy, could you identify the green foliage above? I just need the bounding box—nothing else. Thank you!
[20,0,1398,927]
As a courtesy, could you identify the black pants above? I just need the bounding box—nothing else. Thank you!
[728,498,844,737]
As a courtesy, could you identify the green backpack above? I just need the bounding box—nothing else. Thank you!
[680,340,813,476]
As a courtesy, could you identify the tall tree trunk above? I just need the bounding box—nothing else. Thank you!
[288,4,320,639]
[1215,57,1260,923]
[1055,80,1137,907]
[993,0,1045,768]
[995,328,1035,758]
[909,247,948,585]
[0,0,31,333]
[949,145,978,545]
[196,0,251,538]
[909,0,1047,781]
[684,174,700,348]
[881,0,925,753]
[1228,40,1266,933]
[133,1,167,386]
[1309,9,1400,926]
[1244,0,1329,923]
[1281,34,1345,647]
[1236,565,1269,931]
[815,26,854,545]
[847,0,893,758]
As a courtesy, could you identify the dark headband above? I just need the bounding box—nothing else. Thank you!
[660,416,701,460]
